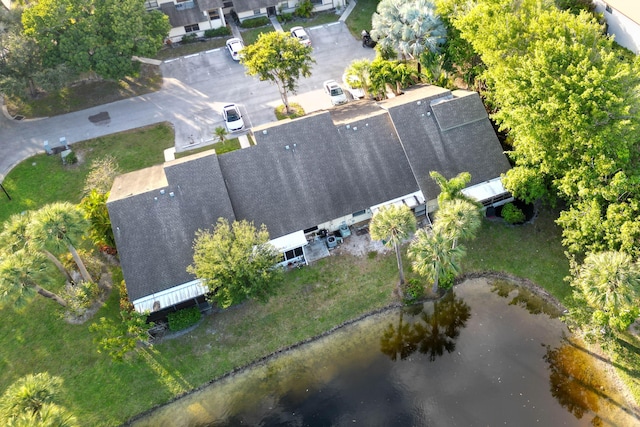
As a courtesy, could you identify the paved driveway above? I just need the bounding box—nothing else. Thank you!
[0,22,376,180]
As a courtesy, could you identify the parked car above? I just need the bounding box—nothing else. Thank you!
[290,26,311,47]
[323,80,348,106]
[342,73,365,99]
[226,38,244,61]
[222,104,244,132]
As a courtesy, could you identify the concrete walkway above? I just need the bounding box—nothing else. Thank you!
[339,0,357,22]
[269,16,284,32]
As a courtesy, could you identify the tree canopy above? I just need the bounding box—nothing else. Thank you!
[241,31,315,114]
[188,218,282,308]
[21,0,169,80]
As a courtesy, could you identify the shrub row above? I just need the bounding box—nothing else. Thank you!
[240,16,270,28]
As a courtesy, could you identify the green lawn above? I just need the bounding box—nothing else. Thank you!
[0,123,174,224]
[345,0,380,37]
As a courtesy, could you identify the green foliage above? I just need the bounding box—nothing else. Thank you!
[204,27,231,38]
[501,202,526,224]
[434,199,482,243]
[188,218,283,308]
[294,0,314,18]
[430,171,475,206]
[404,278,424,302]
[555,0,596,15]
[277,13,294,23]
[450,0,640,259]
[371,0,446,59]
[240,17,271,28]
[240,31,315,114]
[370,204,417,295]
[21,0,170,81]
[61,280,102,317]
[181,33,198,44]
[344,59,372,98]
[167,307,202,331]
[214,126,227,142]
[368,57,418,99]
[89,308,153,362]
[0,372,77,426]
[63,150,77,165]
[409,227,464,294]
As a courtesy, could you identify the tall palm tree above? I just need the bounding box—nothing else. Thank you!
[408,228,465,294]
[572,251,640,330]
[0,213,74,284]
[369,204,417,299]
[344,58,372,98]
[27,202,93,284]
[0,250,68,307]
[434,199,482,248]
[0,372,77,426]
[429,171,476,206]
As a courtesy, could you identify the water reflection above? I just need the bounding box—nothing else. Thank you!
[380,291,471,361]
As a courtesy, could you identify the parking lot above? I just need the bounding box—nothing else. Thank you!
[159,22,377,149]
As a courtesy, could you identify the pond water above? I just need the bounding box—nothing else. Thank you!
[130,278,640,427]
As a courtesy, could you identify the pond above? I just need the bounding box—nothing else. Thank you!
[129,278,640,426]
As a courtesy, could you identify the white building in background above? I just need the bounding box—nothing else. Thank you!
[593,0,640,54]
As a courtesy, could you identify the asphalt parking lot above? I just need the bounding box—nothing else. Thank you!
[159,22,377,147]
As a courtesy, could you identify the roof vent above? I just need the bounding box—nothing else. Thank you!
[169,192,175,197]
[353,127,357,131]
[160,189,165,195]
[427,111,431,116]
[417,101,422,105]
[154,197,158,201]
[285,145,290,150]
[346,124,350,129]
[365,123,369,126]
[263,130,267,135]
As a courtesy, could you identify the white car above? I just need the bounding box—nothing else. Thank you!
[290,26,311,47]
[323,80,348,106]
[222,104,244,132]
[226,38,244,61]
[342,73,365,99]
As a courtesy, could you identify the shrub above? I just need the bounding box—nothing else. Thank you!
[181,33,198,44]
[501,202,526,224]
[294,0,313,18]
[277,12,294,23]
[63,150,77,165]
[404,278,424,302]
[62,281,102,317]
[240,17,270,28]
[204,27,231,38]
[167,307,202,331]
[275,103,305,120]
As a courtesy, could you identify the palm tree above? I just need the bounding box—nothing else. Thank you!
[371,0,446,60]
[408,228,465,294]
[0,372,77,426]
[429,171,476,206]
[27,202,93,284]
[434,199,482,248]
[572,251,640,331]
[0,250,68,307]
[0,213,74,284]
[344,58,372,98]
[369,204,417,299]
[214,126,227,143]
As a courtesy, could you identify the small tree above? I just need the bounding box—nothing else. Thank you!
[214,126,228,142]
[80,190,115,249]
[83,155,120,195]
[188,218,282,308]
[434,199,482,248]
[408,227,464,294]
[369,204,417,298]
[241,31,315,115]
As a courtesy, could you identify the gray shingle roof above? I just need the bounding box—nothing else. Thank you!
[232,0,280,12]
[381,86,511,200]
[108,84,511,306]
[218,111,419,238]
[107,153,235,302]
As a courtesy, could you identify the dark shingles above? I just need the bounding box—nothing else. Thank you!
[107,153,234,302]
[218,111,419,239]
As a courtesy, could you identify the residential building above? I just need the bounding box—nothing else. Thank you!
[594,0,640,53]
[107,84,512,318]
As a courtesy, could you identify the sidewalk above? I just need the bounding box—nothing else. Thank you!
[339,0,357,22]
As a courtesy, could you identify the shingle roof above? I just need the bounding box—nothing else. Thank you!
[232,0,280,12]
[381,87,511,200]
[218,111,419,238]
[107,152,235,302]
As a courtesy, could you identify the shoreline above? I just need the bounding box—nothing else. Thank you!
[123,272,639,425]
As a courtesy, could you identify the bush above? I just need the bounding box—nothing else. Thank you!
[501,202,526,224]
[62,281,102,317]
[404,278,424,302]
[277,12,294,23]
[240,17,270,28]
[167,307,202,331]
[63,150,77,165]
[204,27,231,38]
[294,0,313,18]
[181,33,198,44]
